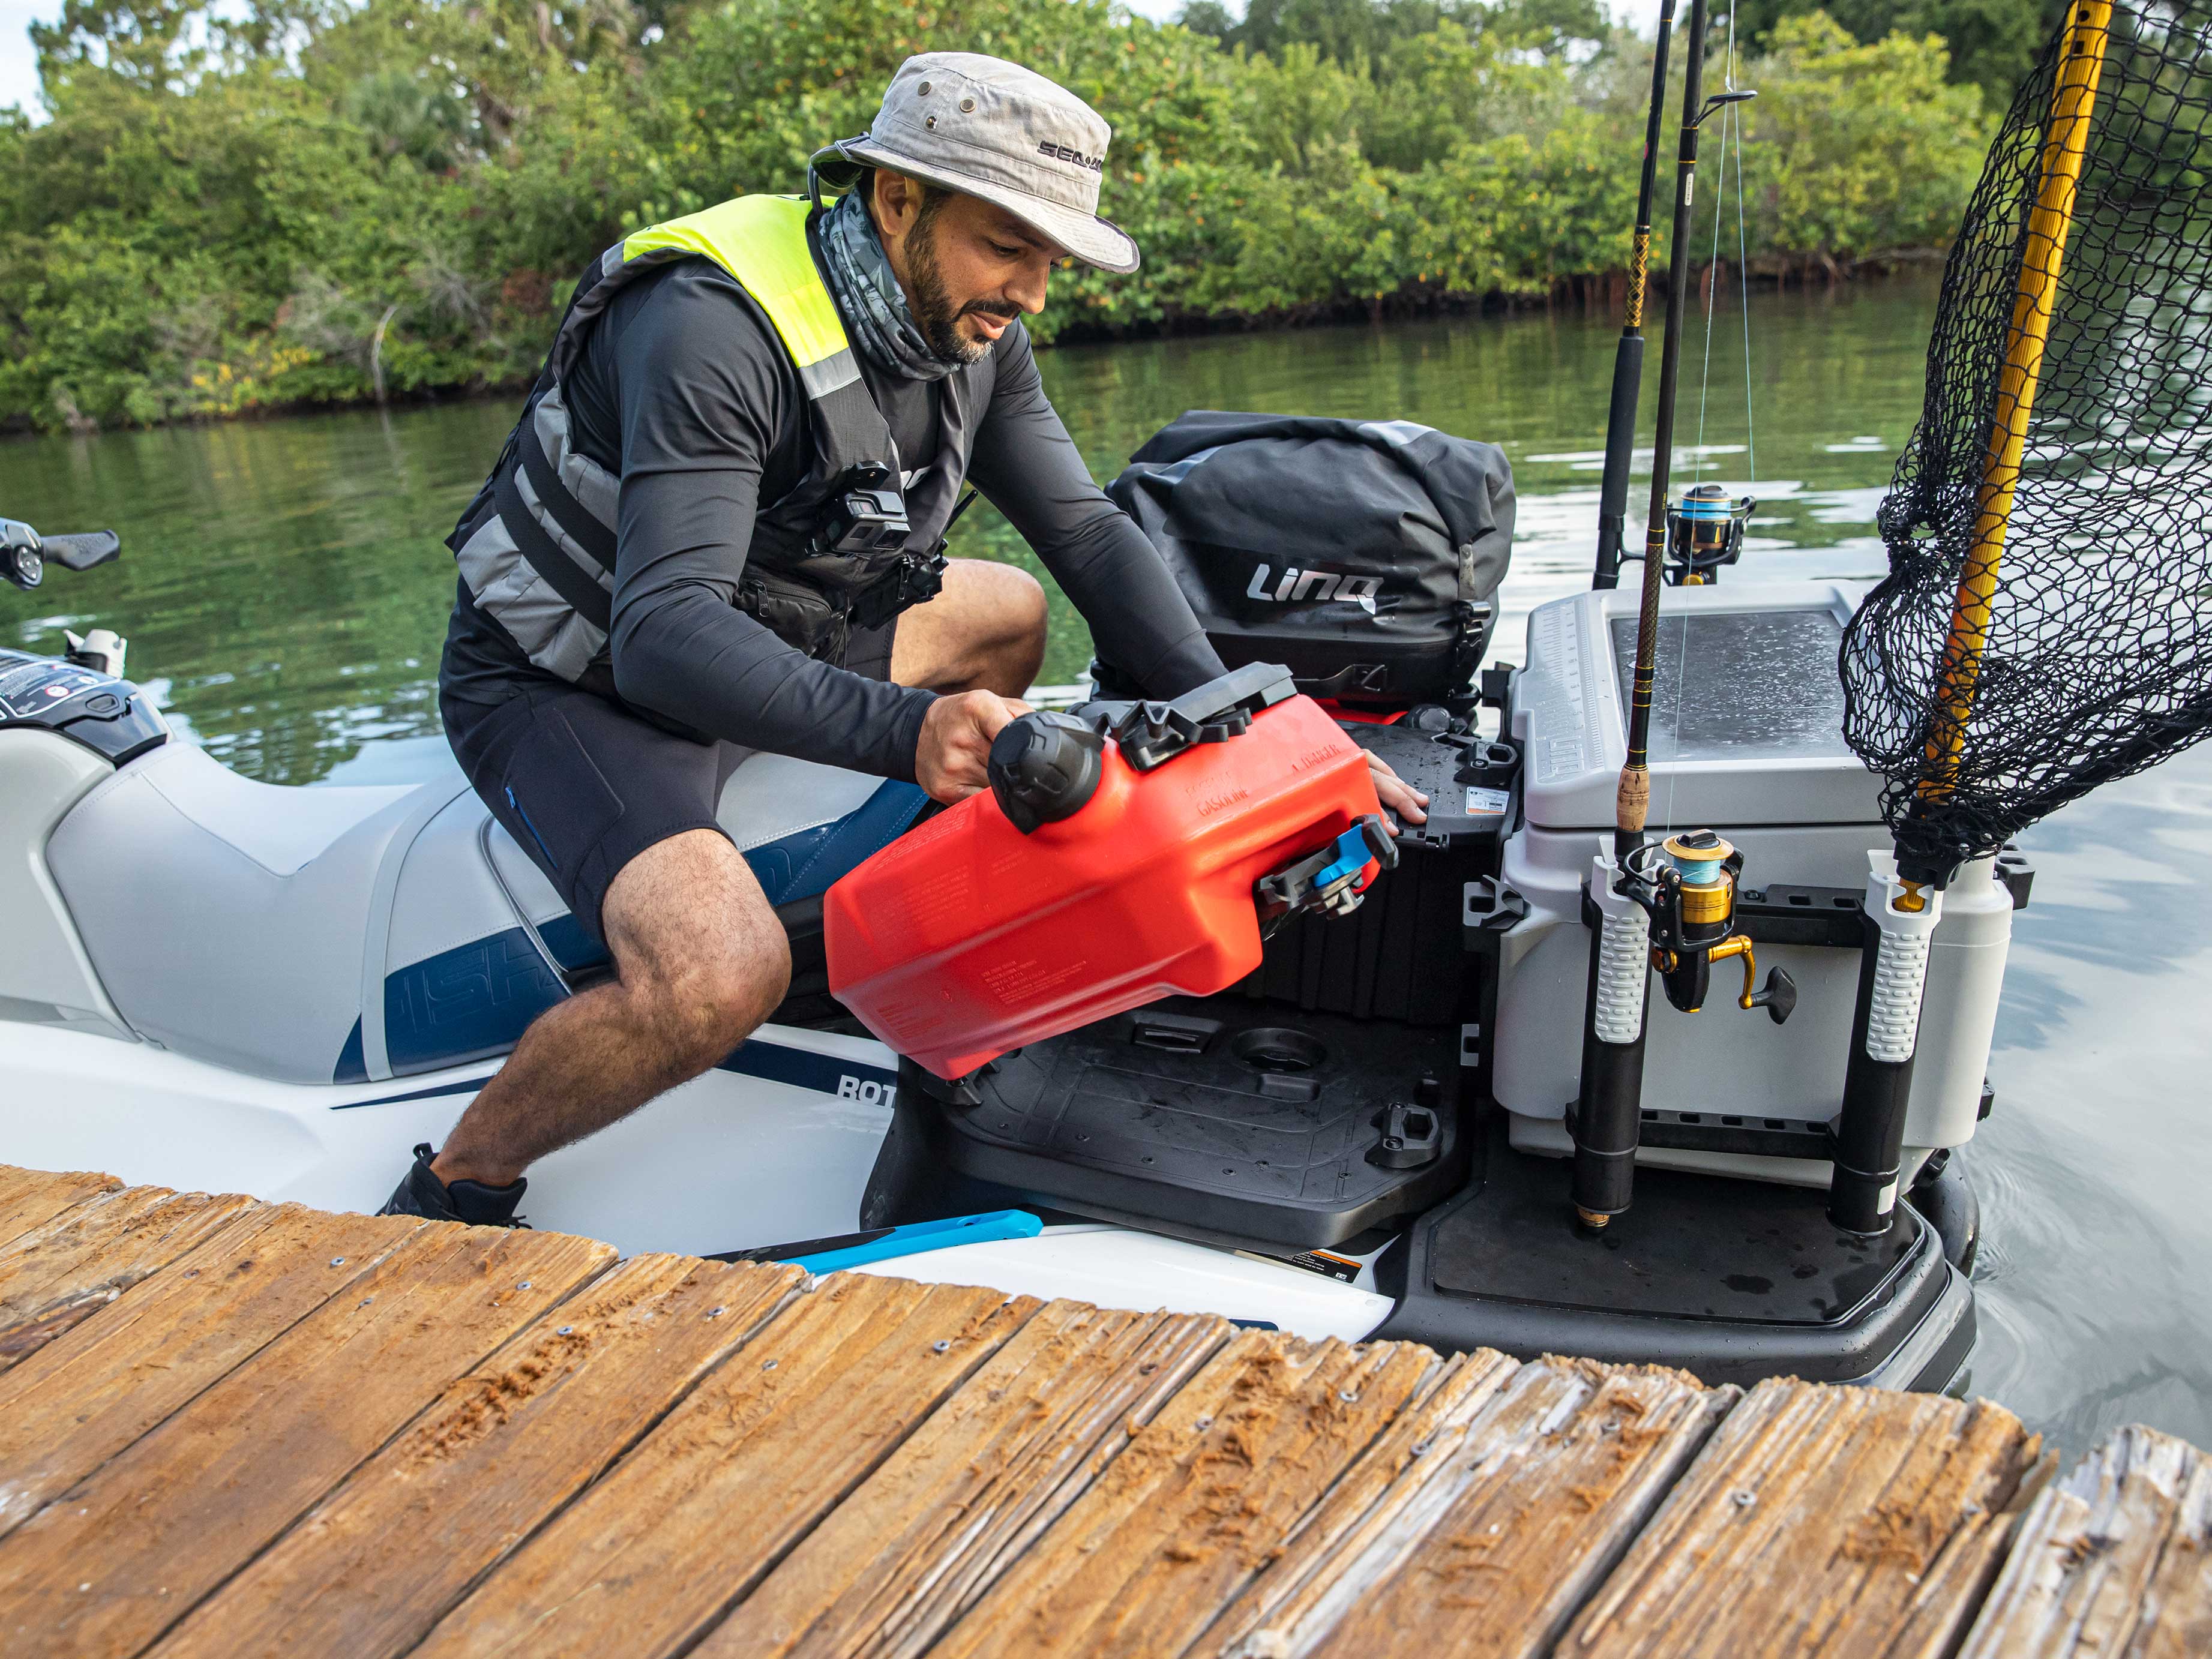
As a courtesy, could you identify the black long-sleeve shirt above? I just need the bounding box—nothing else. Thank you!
[440,260,1225,781]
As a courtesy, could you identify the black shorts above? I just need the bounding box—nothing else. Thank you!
[443,618,897,945]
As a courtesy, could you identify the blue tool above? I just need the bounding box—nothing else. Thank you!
[783,1209,1042,1274]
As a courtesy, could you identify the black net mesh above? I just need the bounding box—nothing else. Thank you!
[1841,0,2212,881]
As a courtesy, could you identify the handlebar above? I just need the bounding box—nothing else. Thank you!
[42,530,122,571]
[2,519,121,589]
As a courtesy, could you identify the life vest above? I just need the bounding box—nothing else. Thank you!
[448,194,984,682]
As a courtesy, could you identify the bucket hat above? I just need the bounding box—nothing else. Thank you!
[811,53,1140,274]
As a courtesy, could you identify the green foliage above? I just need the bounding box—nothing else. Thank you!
[0,0,1998,430]
[1733,13,1994,266]
[1731,0,2065,107]
[1184,0,1608,67]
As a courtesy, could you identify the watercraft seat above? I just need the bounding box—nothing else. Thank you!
[46,742,926,1084]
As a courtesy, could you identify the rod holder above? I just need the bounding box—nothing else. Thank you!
[1572,850,1651,1227]
[1829,851,1944,1235]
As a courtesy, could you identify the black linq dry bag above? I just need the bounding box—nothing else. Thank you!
[1105,411,1515,706]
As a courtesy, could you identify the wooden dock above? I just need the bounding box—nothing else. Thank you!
[0,1163,2203,1657]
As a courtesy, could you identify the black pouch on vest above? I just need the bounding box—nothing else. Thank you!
[1105,411,1515,707]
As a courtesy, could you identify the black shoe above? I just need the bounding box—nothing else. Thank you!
[378,1144,529,1228]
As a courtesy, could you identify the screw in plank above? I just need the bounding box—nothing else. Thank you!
[762,1358,778,1371]
[933,1340,951,1354]
[1339,1390,1359,1403]
[558,1326,574,1336]
[329,1258,345,1267]
[517,1281,531,1289]
[707,1306,726,1319]
[1733,1489,1757,1508]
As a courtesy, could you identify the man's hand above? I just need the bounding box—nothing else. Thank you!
[917,690,1033,803]
[1368,749,1428,831]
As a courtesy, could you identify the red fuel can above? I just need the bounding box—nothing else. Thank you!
[824,668,1388,1079]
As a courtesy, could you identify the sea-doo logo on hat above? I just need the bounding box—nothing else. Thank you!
[1038,140,1105,173]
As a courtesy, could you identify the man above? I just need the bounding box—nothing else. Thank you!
[384,52,1425,1225]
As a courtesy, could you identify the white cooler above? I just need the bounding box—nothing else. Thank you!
[1491,582,2014,1184]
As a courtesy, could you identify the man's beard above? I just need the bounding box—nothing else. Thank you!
[904,204,1019,366]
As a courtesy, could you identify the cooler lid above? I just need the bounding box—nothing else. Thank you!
[1513,582,1884,830]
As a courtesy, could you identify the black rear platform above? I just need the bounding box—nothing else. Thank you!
[862,999,1464,1250]
[1371,1117,1973,1389]
[865,1024,1972,1391]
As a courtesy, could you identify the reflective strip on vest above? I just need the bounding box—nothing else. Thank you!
[622,198,861,394]
[454,510,609,683]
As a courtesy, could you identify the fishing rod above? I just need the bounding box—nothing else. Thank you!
[1590,0,1677,593]
[1827,0,2114,1237]
[1617,0,1760,856]
[1570,0,1781,1232]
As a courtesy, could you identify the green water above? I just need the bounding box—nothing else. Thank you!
[0,277,1935,784]
[5,275,2209,1458]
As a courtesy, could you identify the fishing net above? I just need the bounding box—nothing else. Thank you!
[1841,0,2212,882]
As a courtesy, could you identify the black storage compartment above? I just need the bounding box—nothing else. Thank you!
[861,998,1466,1251]
[1238,716,1515,1024]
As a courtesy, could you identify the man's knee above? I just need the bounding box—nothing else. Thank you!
[644,938,791,1072]
[995,564,1049,650]
[969,561,1047,675]
[602,829,791,1073]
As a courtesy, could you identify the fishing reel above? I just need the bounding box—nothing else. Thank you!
[1662,485,1755,586]
[1616,830,1796,1022]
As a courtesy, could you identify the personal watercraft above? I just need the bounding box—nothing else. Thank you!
[0,514,1997,1390]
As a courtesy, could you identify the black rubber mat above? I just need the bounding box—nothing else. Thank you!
[899,998,1465,1247]
[1429,1135,1919,1325]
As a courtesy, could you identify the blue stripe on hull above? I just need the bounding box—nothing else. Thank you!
[715,1042,899,1099]
[335,1035,896,1110]
[328,781,924,1090]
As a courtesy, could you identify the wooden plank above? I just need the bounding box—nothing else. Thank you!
[0,1168,121,1250]
[1959,1423,2211,1659]
[0,1205,430,1541]
[1194,1348,1522,1658]
[0,1220,613,1659]
[1206,1357,1730,1659]
[697,1301,1233,1659]
[0,1185,265,1373]
[1563,1380,2043,1657]
[925,1331,1440,1659]
[149,1254,804,1659]
[412,1272,1042,1659]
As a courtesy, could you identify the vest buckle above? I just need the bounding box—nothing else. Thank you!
[850,547,946,632]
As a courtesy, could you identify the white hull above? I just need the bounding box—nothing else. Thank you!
[0,1019,1394,1342]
